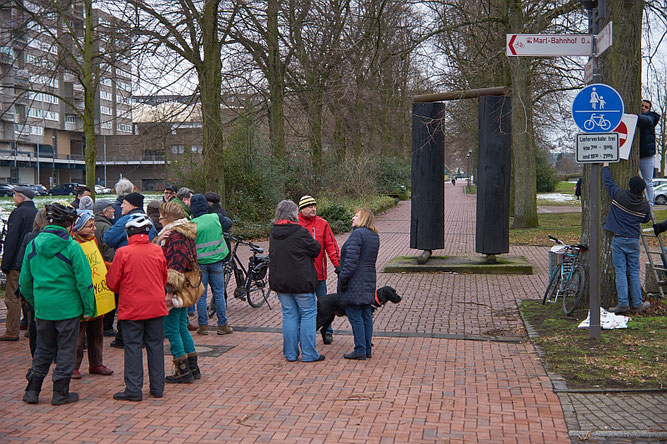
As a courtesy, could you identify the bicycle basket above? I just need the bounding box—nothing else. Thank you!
[249,255,269,280]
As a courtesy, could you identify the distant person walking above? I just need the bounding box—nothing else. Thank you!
[575,178,582,200]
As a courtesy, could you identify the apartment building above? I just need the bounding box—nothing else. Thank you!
[0,1,132,187]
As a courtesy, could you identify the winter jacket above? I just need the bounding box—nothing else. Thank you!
[1,200,38,271]
[298,213,340,281]
[337,227,380,306]
[602,166,651,238]
[191,194,232,231]
[103,207,157,249]
[17,230,40,272]
[161,222,197,273]
[638,111,661,158]
[19,225,96,321]
[269,221,321,294]
[106,233,168,320]
[94,213,115,261]
[172,197,191,219]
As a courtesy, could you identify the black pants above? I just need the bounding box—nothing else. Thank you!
[23,300,37,357]
[121,317,165,396]
[31,317,79,382]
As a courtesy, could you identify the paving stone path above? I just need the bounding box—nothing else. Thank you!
[0,184,664,443]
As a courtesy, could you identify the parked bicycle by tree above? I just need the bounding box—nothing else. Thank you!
[209,234,272,315]
[543,235,588,315]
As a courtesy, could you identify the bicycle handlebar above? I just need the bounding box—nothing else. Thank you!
[547,235,588,251]
[224,233,264,253]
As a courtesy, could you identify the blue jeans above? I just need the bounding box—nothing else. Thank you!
[640,156,654,204]
[277,292,320,362]
[196,261,227,327]
[163,307,195,359]
[315,280,332,335]
[611,236,643,308]
[345,305,373,356]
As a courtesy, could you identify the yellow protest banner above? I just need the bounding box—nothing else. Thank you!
[79,240,115,318]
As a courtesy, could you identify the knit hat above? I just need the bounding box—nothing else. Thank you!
[298,195,317,210]
[13,186,35,199]
[204,191,221,203]
[79,195,94,210]
[189,194,209,218]
[628,176,646,195]
[124,192,144,208]
[94,199,113,214]
[72,210,95,232]
[147,199,161,216]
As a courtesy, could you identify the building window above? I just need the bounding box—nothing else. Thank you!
[171,145,185,154]
[101,78,112,86]
[100,121,112,129]
[65,114,76,123]
[100,91,112,101]
[117,123,132,133]
[100,105,113,115]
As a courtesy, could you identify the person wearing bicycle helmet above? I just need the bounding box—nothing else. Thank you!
[19,202,96,405]
[602,163,651,314]
[106,213,168,401]
[638,100,661,205]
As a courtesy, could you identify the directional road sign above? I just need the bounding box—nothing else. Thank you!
[576,133,619,163]
[506,34,592,57]
[572,83,624,133]
[595,21,613,56]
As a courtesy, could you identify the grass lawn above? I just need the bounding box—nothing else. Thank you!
[520,299,667,389]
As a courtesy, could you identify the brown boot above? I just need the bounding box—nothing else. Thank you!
[165,356,194,384]
[216,324,233,335]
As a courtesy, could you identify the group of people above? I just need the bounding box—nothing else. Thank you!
[269,196,379,362]
[1,180,234,404]
[2,179,381,404]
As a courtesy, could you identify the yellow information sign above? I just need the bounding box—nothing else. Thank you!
[79,240,115,318]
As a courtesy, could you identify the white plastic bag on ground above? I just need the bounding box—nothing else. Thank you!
[578,308,630,329]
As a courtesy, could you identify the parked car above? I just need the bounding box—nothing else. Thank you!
[95,185,113,195]
[47,183,79,196]
[654,183,667,205]
[653,178,667,190]
[18,184,48,196]
[0,183,14,197]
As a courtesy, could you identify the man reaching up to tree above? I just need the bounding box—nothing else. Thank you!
[601,162,651,314]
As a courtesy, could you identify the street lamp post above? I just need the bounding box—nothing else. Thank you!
[466,150,472,190]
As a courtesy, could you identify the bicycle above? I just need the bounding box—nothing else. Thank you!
[543,235,588,315]
[583,113,611,131]
[208,234,272,317]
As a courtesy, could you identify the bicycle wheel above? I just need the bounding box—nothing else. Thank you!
[562,266,587,315]
[246,281,268,308]
[543,267,561,304]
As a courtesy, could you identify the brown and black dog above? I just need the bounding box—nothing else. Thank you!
[316,286,402,343]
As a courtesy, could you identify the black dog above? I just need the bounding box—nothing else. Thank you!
[316,286,402,343]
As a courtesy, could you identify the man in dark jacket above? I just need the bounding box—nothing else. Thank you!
[269,199,323,362]
[104,192,157,249]
[602,163,651,314]
[1,186,38,341]
[111,179,134,224]
[638,99,661,205]
[70,186,92,209]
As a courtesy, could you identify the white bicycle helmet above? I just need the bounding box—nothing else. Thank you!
[125,213,153,230]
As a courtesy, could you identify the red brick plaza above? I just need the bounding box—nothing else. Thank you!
[0,185,569,443]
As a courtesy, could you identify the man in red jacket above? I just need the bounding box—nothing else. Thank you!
[298,195,340,344]
[107,214,168,401]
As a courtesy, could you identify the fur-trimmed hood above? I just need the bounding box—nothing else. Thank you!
[170,221,197,240]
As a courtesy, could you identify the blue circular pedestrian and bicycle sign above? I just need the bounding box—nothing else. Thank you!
[571,83,624,133]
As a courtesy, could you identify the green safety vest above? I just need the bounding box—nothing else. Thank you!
[192,213,229,264]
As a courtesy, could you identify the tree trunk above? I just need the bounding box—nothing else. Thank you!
[508,0,538,228]
[581,0,644,307]
[267,0,286,165]
[82,0,96,197]
[200,0,225,204]
[307,93,324,177]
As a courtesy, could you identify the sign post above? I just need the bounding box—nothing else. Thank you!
[506,34,593,57]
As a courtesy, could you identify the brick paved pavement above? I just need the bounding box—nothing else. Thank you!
[0,184,658,443]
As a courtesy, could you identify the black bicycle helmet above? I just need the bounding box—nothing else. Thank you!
[46,201,77,224]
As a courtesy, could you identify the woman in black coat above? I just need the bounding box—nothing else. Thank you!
[337,208,380,360]
[269,200,323,363]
